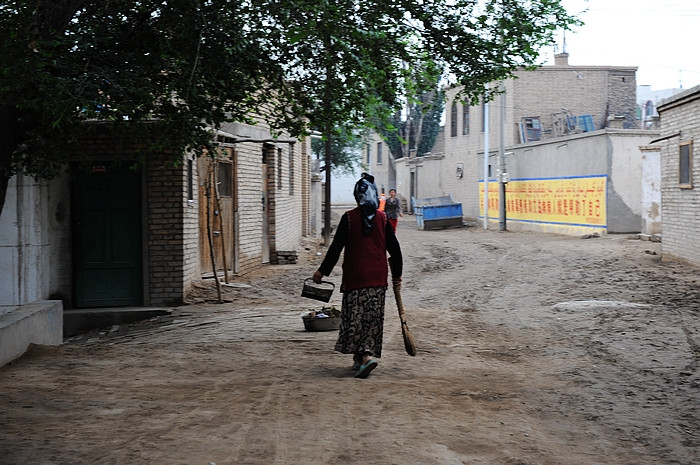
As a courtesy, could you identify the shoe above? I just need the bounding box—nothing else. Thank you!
[354,359,378,379]
[352,362,361,371]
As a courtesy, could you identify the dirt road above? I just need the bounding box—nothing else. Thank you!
[1,216,698,464]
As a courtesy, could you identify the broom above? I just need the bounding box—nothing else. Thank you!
[393,283,417,356]
[389,258,417,356]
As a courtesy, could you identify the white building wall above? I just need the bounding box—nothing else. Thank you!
[47,172,72,304]
[0,172,64,367]
[272,141,304,252]
[233,140,266,271]
[331,169,360,205]
[219,120,308,268]
[0,175,52,313]
[441,86,491,220]
[493,130,658,235]
[608,133,653,233]
[640,146,662,235]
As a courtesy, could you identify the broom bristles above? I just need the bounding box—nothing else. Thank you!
[401,322,417,356]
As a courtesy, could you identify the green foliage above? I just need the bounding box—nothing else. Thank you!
[376,63,446,159]
[407,0,581,104]
[417,90,445,156]
[310,130,364,175]
[0,0,580,186]
[257,0,410,140]
[0,0,305,182]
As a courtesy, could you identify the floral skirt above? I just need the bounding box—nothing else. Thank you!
[334,286,386,358]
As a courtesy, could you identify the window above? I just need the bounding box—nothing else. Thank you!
[367,144,372,165]
[288,146,294,195]
[645,100,654,117]
[377,142,383,165]
[520,117,542,143]
[462,104,470,135]
[187,159,194,200]
[450,101,458,137]
[217,161,232,197]
[679,141,693,188]
[277,148,283,189]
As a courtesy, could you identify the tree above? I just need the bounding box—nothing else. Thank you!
[0,0,305,215]
[0,0,580,231]
[246,0,580,243]
[377,60,446,159]
[310,129,365,176]
[256,0,412,244]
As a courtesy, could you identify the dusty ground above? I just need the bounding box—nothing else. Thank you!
[1,214,699,465]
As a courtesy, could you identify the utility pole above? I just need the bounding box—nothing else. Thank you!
[498,84,507,231]
[483,98,490,230]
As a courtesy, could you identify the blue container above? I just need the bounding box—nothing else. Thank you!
[411,195,463,230]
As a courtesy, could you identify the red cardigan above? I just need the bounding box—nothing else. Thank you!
[318,207,402,292]
[341,208,389,292]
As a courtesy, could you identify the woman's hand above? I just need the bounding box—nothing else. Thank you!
[392,277,402,290]
[312,270,324,284]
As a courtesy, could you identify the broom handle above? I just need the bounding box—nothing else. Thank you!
[393,283,408,325]
[388,257,405,321]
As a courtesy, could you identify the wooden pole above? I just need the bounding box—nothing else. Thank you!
[206,160,223,303]
[213,157,229,283]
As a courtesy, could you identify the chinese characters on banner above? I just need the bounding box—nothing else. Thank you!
[479,175,607,226]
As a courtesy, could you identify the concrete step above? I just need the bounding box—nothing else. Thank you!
[0,300,63,367]
[63,307,172,337]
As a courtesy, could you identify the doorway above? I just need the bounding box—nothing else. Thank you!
[72,162,143,308]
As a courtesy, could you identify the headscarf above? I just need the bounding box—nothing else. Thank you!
[353,172,379,236]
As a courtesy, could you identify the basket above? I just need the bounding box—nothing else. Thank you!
[301,278,335,302]
[302,316,341,331]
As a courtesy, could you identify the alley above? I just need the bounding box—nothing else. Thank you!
[1,217,698,465]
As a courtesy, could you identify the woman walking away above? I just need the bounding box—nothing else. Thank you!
[312,173,403,379]
[384,188,403,232]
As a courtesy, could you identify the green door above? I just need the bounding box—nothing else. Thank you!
[73,163,142,307]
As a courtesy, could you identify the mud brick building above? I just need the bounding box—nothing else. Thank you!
[0,120,315,366]
[422,52,639,221]
[369,53,661,236]
[656,85,700,266]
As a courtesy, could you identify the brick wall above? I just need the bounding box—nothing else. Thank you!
[182,154,200,298]
[74,129,198,306]
[233,141,265,273]
[146,152,198,306]
[512,66,636,135]
[657,86,700,266]
[71,121,309,305]
[267,142,304,263]
[222,122,306,271]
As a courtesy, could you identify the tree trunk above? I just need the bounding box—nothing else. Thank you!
[323,128,332,246]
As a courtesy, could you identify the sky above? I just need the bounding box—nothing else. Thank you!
[542,0,700,90]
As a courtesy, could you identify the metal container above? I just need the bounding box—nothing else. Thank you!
[302,316,341,331]
[411,195,463,230]
[301,278,335,302]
